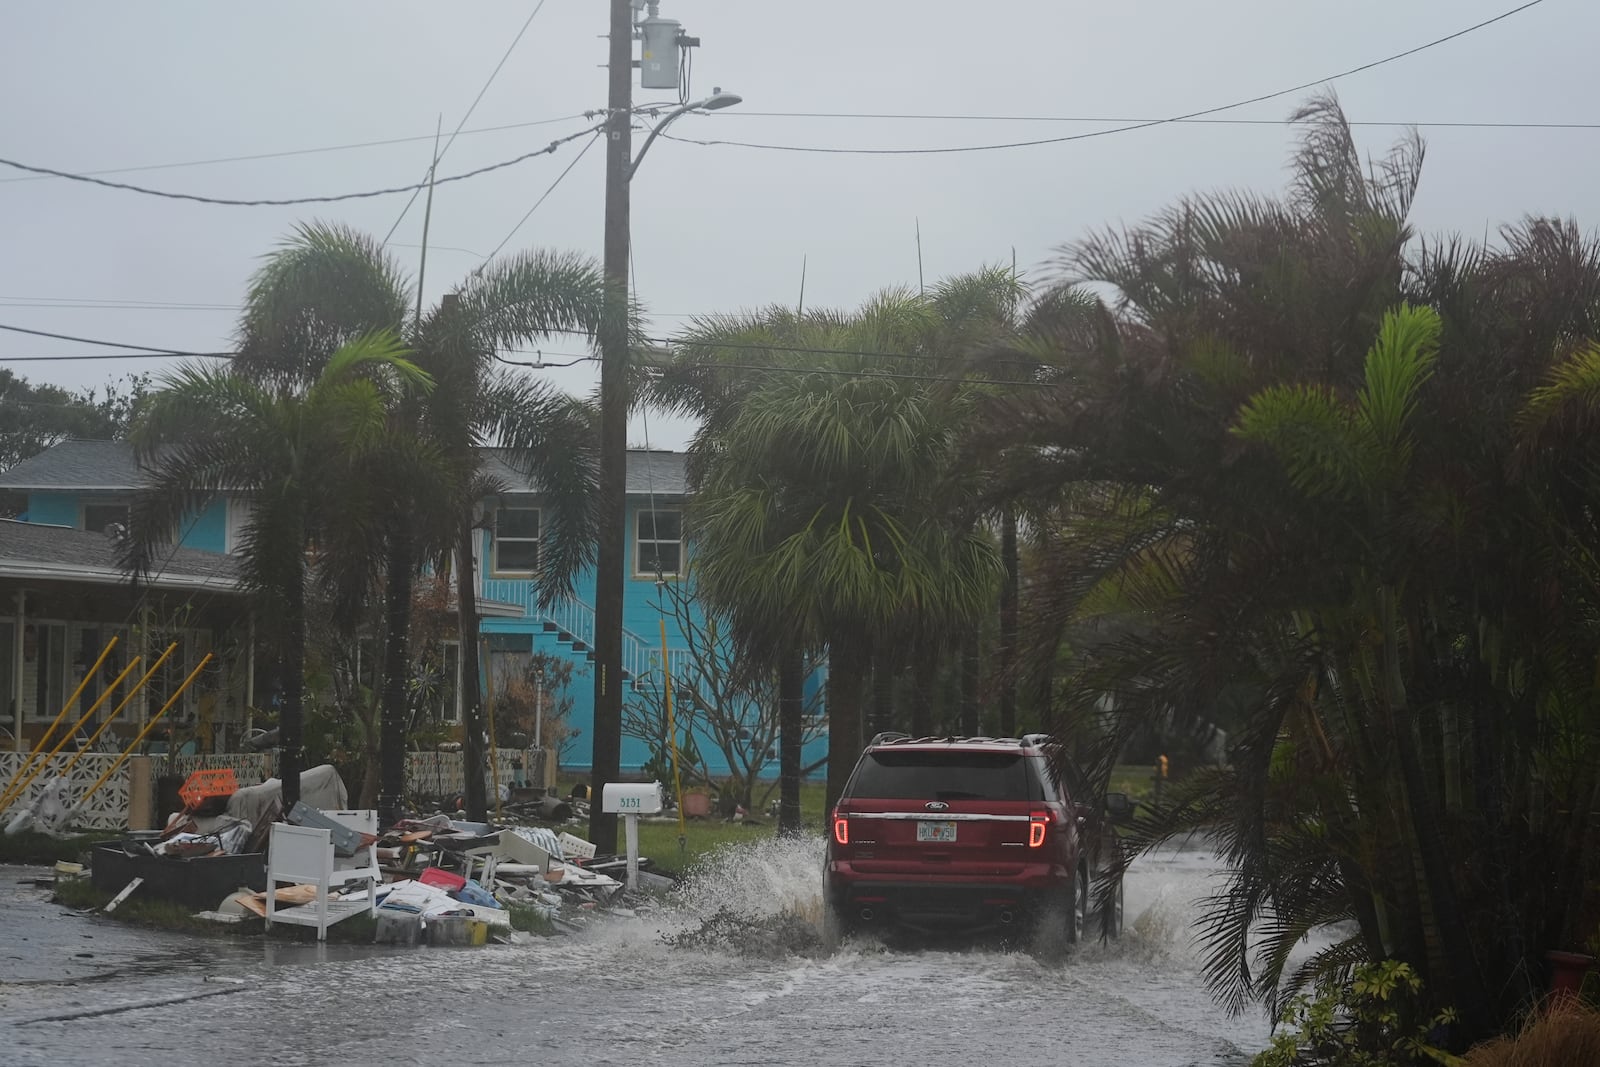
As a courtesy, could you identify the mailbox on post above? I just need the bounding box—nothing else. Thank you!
[601,781,664,890]
[601,782,665,815]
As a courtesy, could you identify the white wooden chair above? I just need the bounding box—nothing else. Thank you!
[265,810,380,941]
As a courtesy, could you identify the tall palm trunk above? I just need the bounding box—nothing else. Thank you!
[280,560,307,813]
[1380,587,1489,1031]
[456,521,489,821]
[871,651,895,735]
[777,650,803,836]
[378,533,413,824]
[959,634,980,736]
[825,640,867,811]
[909,647,935,737]
[998,507,1019,736]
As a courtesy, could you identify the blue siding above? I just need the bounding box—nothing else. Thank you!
[183,498,228,553]
[26,492,79,527]
[23,491,227,552]
[479,499,829,782]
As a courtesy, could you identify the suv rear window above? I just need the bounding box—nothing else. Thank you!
[847,751,1037,801]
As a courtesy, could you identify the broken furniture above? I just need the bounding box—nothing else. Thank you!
[91,838,266,909]
[265,810,380,941]
[459,827,554,886]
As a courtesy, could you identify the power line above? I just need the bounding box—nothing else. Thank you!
[0,353,226,363]
[478,132,603,266]
[0,114,591,187]
[0,302,234,313]
[0,123,603,207]
[664,0,1549,157]
[659,360,1043,388]
[0,323,230,359]
[493,351,597,370]
[382,0,551,245]
[727,111,1600,132]
[10,106,1587,200]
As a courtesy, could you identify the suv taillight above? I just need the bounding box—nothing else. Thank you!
[832,810,849,846]
[1029,809,1049,848]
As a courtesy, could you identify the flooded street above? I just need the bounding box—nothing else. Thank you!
[0,841,1270,1066]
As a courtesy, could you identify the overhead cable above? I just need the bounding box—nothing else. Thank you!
[0,114,591,186]
[0,323,230,360]
[381,0,552,243]
[0,123,603,207]
[478,132,603,266]
[664,0,1549,156]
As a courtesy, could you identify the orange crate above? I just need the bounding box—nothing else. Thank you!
[178,767,238,810]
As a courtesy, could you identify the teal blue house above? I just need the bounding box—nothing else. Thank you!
[0,440,827,782]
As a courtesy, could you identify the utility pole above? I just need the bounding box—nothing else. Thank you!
[590,0,634,855]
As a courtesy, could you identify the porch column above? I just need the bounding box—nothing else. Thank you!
[244,613,255,733]
[11,589,22,749]
[135,604,150,729]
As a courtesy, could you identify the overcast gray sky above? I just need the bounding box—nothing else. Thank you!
[0,1,1585,449]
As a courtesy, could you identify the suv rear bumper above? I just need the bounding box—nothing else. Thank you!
[825,862,1065,930]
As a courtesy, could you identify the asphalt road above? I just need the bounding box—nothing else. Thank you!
[0,840,1270,1067]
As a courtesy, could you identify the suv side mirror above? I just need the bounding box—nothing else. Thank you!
[1104,792,1135,821]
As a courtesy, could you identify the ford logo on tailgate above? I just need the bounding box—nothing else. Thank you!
[924,801,949,811]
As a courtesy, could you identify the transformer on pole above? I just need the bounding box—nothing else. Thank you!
[632,0,701,93]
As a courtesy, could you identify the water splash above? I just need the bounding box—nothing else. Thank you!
[660,835,830,956]
[671,834,829,921]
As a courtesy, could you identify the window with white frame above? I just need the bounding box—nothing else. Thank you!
[634,508,682,578]
[82,501,130,534]
[225,497,255,555]
[439,641,461,723]
[492,506,540,574]
[22,622,66,720]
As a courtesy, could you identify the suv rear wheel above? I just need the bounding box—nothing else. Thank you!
[1100,875,1125,940]
[1067,864,1088,945]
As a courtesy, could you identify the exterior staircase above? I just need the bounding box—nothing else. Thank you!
[479,579,689,691]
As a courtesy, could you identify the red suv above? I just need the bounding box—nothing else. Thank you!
[823,733,1125,943]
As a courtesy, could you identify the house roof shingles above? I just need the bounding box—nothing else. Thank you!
[0,440,148,491]
[0,518,240,591]
[0,440,689,497]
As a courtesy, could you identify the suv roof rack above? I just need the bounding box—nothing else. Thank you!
[866,733,1059,749]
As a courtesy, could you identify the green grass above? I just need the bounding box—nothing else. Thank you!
[0,830,120,866]
[506,903,556,935]
[52,876,259,936]
[576,769,1154,877]
[1109,763,1158,804]
[50,875,385,943]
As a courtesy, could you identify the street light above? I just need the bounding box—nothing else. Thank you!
[628,89,743,180]
[593,0,740,856]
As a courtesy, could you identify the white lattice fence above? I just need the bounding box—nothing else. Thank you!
[0,751,130,832]
[4,746,546,831]
[405,748,547,801]
[169,752,273,786]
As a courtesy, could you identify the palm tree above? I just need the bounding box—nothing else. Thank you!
[123,333,429,813]
[976,94,1600,1044]
[234,223,607,819]
[659,291,1003,812]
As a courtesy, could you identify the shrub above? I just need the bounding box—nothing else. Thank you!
[1460,999,1600,1066]
[1253,960,1457,1066]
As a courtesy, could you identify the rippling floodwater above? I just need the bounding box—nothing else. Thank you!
[0,839,1271,1066]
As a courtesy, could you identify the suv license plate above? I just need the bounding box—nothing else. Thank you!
[917,821,957,843]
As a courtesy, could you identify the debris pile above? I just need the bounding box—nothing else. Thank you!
[80,764,671,944]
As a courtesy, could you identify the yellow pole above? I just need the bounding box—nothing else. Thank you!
[659,619,686,841]
[482,638,501,821]
[59,644,176,778]
[77,653,212,809]
[0,636,119,807]
[0,656,142,816]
